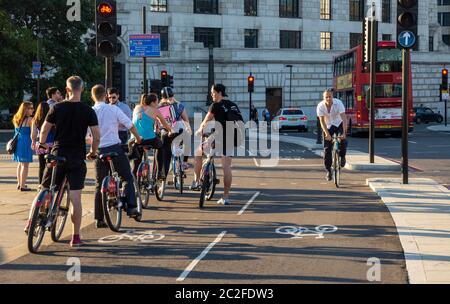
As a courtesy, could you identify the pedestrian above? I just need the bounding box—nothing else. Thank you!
[91,85,143,228]
[12,101,34,191]
[107,88,132,145]
[263,107,270,122]
[31,102,55,185]
[26,76,100,248]
[45,87,63,107]
[251,104,259,124]
[193,84,240,205]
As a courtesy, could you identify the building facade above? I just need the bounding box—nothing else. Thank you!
[115,0,450,119]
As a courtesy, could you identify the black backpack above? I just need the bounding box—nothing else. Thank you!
[222,100,244,147]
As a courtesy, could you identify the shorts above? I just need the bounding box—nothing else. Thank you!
[41,158,87,191]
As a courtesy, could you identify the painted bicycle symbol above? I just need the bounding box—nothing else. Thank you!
[98,229,165,244]
[275,225,338,239]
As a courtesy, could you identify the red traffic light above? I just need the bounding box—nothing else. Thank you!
[161,70,168,77]
[443,69,448,76]
[98,3,114,17]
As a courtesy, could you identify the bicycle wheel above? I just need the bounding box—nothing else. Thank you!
[199,174,210,209]
[155,179,165,201]
[102,177,122,232]
[51,186,69,242]
[137,162,151,209]
[206,164,216,201]
[334,151,340,188]
[177,157,184,195]
[28,191,51,253]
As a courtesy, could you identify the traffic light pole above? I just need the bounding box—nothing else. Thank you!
[369,19,377,164]
[142,6,148,95]
[249,92,252,122]
[105,57,113,90]
[401,48,409,185]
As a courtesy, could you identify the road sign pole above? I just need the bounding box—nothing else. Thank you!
[36,38,41,104]
[401,48,409,185]
[142,6,148,95]
[369,18,377,164]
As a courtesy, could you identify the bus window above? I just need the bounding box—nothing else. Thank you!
[363,84,402,98]
[346,91,354,109]
[377,48,402,72]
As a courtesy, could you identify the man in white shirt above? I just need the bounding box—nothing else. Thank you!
[91,85,142,228]
[317,89,348,181]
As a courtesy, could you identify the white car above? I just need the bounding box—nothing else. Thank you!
[272,108,308,132]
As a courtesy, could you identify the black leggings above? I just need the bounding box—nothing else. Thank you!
[130,138,163,177]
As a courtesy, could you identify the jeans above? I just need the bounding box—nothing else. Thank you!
[94,144,136,221]
[323,123,347,171]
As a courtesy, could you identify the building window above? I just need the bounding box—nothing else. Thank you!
[245,29,258,48]
[245,0,258,16]
[151,26,168,51]
[194,0,219,14]
[194,27,221,48]
[382,0,390,23]
[429,36,434,52]
[349,33,362,48]
[349,0,364,21]
[382,34,392,41]
[321,32,332,50]
[438,0,450,5]
[438,12,450,26]
[280,0,300,18]
[320,0,331,20]
[280,30,301,49]
[150,0,167,12]
[443,35,450,46]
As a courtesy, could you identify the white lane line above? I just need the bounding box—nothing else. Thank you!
[177,231,227,282]
[408,141,417,144]
[238,191,261,215]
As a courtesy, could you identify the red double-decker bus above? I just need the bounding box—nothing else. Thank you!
[332,41,414,136]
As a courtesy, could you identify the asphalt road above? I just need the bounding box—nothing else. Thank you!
[0,146,407,284]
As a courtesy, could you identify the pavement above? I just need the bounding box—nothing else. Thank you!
[367,178,450,284]
[427,125,450,132]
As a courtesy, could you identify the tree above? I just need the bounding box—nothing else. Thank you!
[0,0,104,111]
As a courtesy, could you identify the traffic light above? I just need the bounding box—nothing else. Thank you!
[95,0,117,57]
[161,70,169,87]
[396,0,418,49]
[169,75,174,88]
[248,74,255,93]
[442,68,448,89]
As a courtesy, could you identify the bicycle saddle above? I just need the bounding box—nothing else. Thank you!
[100,152,118,160]
[45,155,66,163]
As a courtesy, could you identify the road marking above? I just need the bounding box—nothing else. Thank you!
[408,141,417,144]
[238,192,260,215]
[253,158,259,167]
[177,231,227,282]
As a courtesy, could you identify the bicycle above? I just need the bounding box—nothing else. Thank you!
[171,142,186,194]
[136,144,165,208]
[198,130,220,209]
[27,155,70,253]
[100,152,143,232]
[332,133,342,188]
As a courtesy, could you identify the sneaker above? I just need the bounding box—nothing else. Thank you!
[326,170,332,181]
[70,235,83,248]
[95,220,108,229]
[190,181,201,191]
[217,198,231,205]
[340,156,346,168]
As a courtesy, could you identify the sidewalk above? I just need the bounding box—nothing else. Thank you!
[0,161,96,265]
[367,178,450,284]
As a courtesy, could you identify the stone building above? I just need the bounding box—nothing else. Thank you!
[113,0,450,119]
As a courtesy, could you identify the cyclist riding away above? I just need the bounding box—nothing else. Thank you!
[29,76,100,248]
[317,89,348,181]
[90,85,143,228]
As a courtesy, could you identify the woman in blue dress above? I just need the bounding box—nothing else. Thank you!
[12,101,34,191]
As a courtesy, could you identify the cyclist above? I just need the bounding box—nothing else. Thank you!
[157,87,192,182]
[29,76,100,248]
[193,84,238,205]
[90,85,143,228]
[107,88,132,145]
[317,88,348,181]
[130,93,173,178]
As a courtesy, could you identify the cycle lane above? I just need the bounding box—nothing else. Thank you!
[0,157,407,283]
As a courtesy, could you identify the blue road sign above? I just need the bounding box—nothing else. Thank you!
[129,34,161,57]
[398,31,416,49]
[32,61,41,76]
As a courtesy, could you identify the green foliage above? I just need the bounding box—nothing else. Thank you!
[0,0,104,111]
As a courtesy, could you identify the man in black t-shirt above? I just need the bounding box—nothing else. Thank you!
[37,76,100,248]
[192,84,236,206]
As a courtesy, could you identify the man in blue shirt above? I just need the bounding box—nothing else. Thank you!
[45,87,63,107]
[107,88,132,145]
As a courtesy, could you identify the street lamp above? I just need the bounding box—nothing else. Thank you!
[285,64,293,107]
